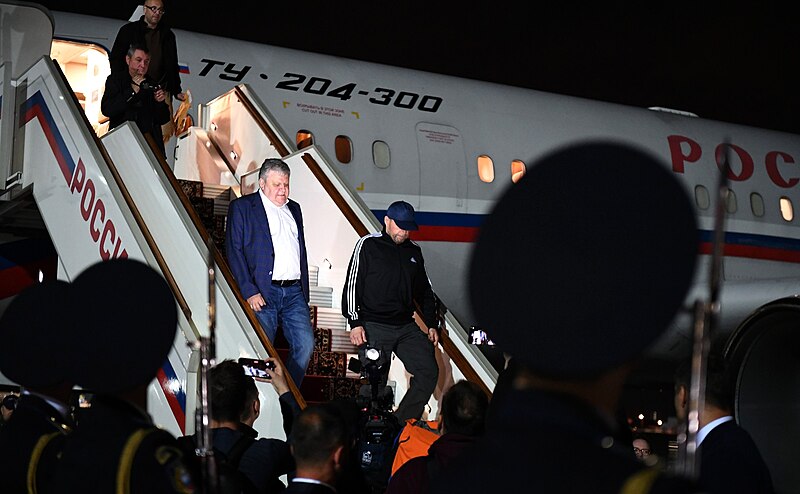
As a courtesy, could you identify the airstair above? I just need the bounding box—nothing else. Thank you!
[0,3,497,441]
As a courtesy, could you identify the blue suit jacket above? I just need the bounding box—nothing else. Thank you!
[225,192,310,304]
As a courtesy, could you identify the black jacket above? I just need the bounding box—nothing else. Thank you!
[387,433,477,494]
[342,231,437,329]
[101,69,170,154]
[431,388,700,493]
[52,394,195,493]
[699,420,774,494]
[110,17,183,95]
[0,393,74,493]
[179,391,301,493]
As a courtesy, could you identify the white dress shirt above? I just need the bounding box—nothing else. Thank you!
[697,415,734,446]
[259,189,301,281]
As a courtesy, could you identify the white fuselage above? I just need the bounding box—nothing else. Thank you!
[50,10,800,358]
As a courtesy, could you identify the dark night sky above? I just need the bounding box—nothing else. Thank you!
[37,2,799,135]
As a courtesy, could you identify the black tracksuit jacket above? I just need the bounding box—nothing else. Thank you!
[342,231,438,329]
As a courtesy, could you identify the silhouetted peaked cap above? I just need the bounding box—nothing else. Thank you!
[71,259,178,392]
[469,141,698,378]
[0,280,76,388]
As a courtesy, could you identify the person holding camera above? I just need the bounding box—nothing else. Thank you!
[101,43,171,158]
[341,200,440,423]
[109,0,185,144]
[179,358,300,493]
[109,0,184,103]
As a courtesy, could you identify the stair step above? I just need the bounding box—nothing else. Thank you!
[313,326,331,351]
[309,265,319,287]
[308,351,347,377]
[299,375,363,403]
[330,332,357,354]
[309,285,333,308]
[315,307,348,331]
[276,348,359,379]
[202,183,234,216]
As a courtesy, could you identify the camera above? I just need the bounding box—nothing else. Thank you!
[348,346,400,493]
[348,346,393,413]
[138,80,161,92]
[238,357,275,380]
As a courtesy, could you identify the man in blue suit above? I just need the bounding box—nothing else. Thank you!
[226,158,315,387]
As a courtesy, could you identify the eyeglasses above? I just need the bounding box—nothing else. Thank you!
[633,447,652,457]
[144,5,166,14]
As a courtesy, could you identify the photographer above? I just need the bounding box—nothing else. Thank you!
[101,43,170,159]
[180,358,300,493]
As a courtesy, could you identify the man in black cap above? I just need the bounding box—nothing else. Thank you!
[432,142,702,492]
[341,200,440,422]
[0,280,77,493]
[52,259,195,493]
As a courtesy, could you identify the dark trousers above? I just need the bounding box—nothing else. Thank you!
[361,321,438,422]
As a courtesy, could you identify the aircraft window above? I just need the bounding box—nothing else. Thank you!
[373,141,391,169]
[478,155,495,183]
[511,160,526,183]
[694,185,710,210]
[725,190,738,214]
[335,136,353,164]
[296,131,314,150]
[750,193,765,217]
[780,197,794,222]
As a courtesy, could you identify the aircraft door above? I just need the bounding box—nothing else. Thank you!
[1,2,53,195]
[725,299,800,494]
[416,123,467,212]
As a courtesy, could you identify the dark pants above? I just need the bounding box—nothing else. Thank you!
[360,321,438,422]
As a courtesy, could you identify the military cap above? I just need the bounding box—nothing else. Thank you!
[0,280,76,388]
[70,259,178,392]
[469,141,698,378]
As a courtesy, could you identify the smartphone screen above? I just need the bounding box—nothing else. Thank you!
[470,329,495,346]
[238,358,274,380]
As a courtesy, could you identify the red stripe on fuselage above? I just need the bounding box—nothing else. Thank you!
[699,242,800,263]
[410,225,479,243]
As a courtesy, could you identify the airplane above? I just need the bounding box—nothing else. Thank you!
[1,4,799,491]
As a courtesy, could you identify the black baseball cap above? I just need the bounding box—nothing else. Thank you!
[386,201,419,231]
